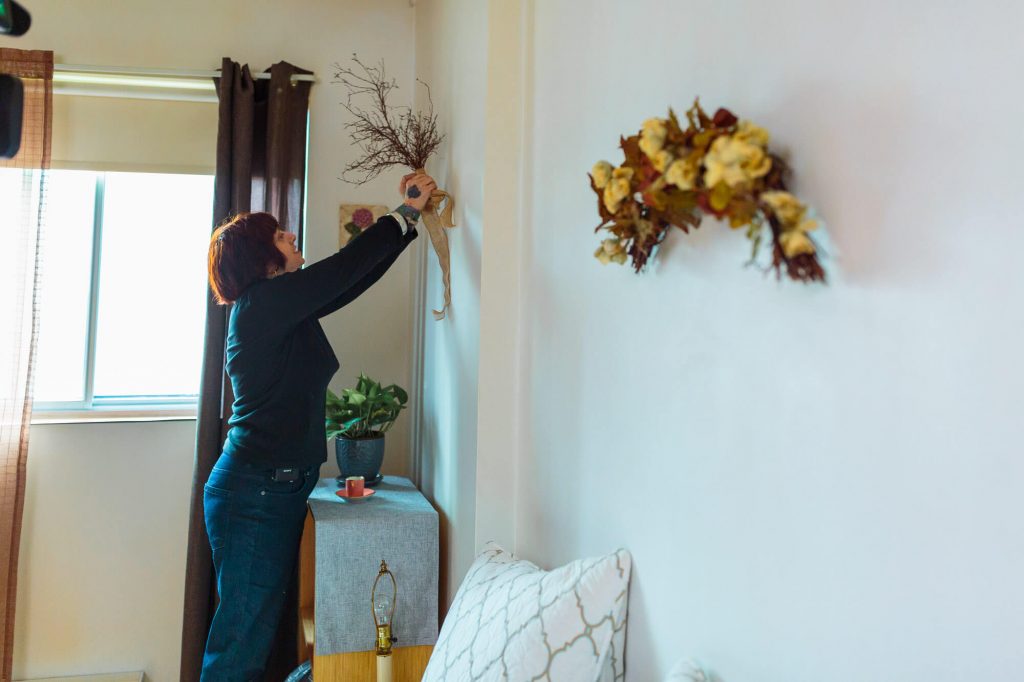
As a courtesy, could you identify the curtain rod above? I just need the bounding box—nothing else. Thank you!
[54,63,317,83]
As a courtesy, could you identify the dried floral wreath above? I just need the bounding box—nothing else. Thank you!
[334,55,457,319]
[590,99,825,283]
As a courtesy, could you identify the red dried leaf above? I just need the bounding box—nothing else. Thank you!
[763,153,789,191]
[712,108,738,128]
[621,135,643,170]
[589,173,614,225]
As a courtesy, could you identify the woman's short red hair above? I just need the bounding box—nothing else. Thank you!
[207,212,286,304]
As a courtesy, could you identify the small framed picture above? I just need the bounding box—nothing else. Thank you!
[339,204,389,247]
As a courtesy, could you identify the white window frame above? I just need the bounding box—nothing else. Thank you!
[31,169,203,423]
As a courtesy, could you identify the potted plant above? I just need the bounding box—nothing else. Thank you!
[326,373,409,484]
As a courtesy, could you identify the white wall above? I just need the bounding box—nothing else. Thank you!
[413,0,1024,680]
[3,1,418,679]
[511,1,1024,681]
[413,0,487,610]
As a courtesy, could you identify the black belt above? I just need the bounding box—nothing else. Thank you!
[220,453,310,482]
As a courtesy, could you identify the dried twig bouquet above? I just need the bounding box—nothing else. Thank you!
[334,55,456,318]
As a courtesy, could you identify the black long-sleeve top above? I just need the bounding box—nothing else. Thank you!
[222,215,418,468]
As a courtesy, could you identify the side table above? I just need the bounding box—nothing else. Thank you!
[298,476,439,681]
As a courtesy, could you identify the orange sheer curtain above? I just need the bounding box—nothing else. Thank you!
[0,48,52,682]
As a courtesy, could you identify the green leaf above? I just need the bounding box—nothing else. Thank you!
[389,385,409,404]
[645,190,668,211]
[662,191,701,230]
[692,129,717,152]
[727,198,757,229]
[710,182,733,212]
[745,218,764,265]
[686,98,711,130]
[327,375,408,438]
[665,190,698,210]
[667,108,683,136]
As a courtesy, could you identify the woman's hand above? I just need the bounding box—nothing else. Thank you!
[399,172,437,213]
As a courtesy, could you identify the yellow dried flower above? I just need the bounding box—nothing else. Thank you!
[602,238,625,255]
[703,135,772,188]
[603,188,621,214]
[610,177,631,201]
[652,150,674,173]
[762,191,817,257]
[779,230,816,258]
[761,191,817,232]
[639,118,668,158]
[612,167,634,181]
[594,242,629,266]
[733,120,770,148]
[760,191,801,223]
[591,160,614,189]
[665,159,698,190]
[603,175,632,214]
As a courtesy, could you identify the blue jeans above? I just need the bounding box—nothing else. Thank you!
[201,453,320,682]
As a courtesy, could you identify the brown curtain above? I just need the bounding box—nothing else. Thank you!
[0,48,52,682]
[180,58,312,682]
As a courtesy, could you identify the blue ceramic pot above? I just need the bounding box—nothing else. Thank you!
[335,434,385,480]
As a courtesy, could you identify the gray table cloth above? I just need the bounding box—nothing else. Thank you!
[307,476,439,655]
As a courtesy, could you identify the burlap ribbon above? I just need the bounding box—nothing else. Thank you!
[414,168,456,320]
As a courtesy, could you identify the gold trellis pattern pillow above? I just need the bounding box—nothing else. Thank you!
[422,542,632,682]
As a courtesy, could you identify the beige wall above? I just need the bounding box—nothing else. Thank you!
[51,96,218,174]
[3,1,418,679]
[18,421,195,682]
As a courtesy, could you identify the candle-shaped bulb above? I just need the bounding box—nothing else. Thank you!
[374,592,393,627]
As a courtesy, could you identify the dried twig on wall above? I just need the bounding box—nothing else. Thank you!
[333,55,444,184]
[333,54,456,320]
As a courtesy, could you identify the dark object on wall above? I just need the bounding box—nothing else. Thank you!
[0,74,22,158]
[284,659,313,682]
[0,0,31,36]
[0,0,31,159]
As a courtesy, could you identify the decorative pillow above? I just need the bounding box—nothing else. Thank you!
[422,543,632,682]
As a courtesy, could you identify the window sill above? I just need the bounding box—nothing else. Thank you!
[31,407,198,425]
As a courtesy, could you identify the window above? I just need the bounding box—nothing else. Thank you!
[4,168,215,415]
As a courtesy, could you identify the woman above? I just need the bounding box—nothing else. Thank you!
[201,172,436,681]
